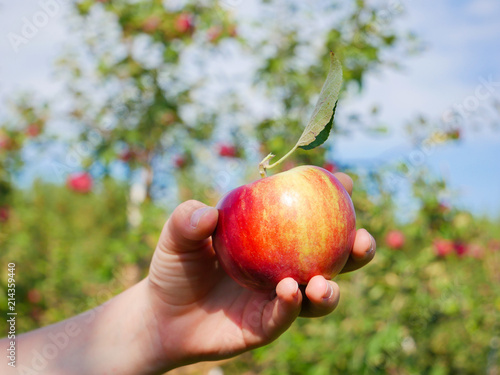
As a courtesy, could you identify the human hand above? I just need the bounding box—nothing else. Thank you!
[144,172,376,372]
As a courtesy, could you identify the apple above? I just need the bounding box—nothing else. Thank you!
[453,241,468,256]
[0,133,12,150]
[27,289,42,304]
[218,144,237,158]
[173,155,186,168]
[26,123,41,138]
[213,165,356,291]
[468,244,484,259]
[118,149,134,162]
[67,172,93,193]
[433,238,454,257]
[0,205,9,222]
[175,13,194,34]
[385,230,405,249]
[323,162,338,174]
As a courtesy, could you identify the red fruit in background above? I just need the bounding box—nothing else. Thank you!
[323,162,338,174]
[0,134,12,150]
[27,289,42,304]
[453,241,468,256]
[67,172,93,193]
[468,244,484,259]
[207,26,223,43]
[174,155,186,168]
[433,239,454,257]
[118,149,134,162]
[175,13,194,34]
[386,230,405,249]
[142,15,161,33]
[26,123,41,138]
[218,144,237,158]
[213,166,356,291]
[0,206,9,222]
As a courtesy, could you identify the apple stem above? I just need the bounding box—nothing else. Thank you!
[258,145,298,178]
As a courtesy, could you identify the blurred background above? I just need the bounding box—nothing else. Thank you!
[0,0,499,374]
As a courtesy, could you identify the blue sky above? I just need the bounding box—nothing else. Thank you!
[0,0,499,217]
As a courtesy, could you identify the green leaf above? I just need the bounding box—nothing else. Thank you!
[296,52,342,149]
[298,100,337,150]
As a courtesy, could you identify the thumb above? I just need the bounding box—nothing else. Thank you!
[158,200,219,254]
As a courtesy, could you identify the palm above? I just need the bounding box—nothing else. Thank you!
[149,240,291,361]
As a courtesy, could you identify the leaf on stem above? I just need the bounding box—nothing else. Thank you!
[296,52,342,150]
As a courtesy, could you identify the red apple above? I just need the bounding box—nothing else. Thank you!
[67,172,93,193]
[218,144,237,158]
[175,13,194,34]
[386,230,405,249]
[453,241,468,256]
[323,162,338,174]
[174,155,186,168]
[433,238,454,257]
[118,149,134,162]
[213,165,356,291]
[26,123,41,138]
[0,205,9,222]
[468,244,484,259]
[27,289,42,304]
[0,133,12,150]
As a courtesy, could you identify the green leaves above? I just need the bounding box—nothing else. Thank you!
[259,52,343,177]
[298,100,337,150]
[297,52,342,150]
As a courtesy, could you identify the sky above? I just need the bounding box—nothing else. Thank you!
[0,0,499,218]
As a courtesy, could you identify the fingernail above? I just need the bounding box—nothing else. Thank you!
[323,281,333,300]
[288,279,299,297]
[365,235,375,257]
[190,207,212,228]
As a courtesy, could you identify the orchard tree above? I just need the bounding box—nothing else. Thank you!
[46,0,416,207]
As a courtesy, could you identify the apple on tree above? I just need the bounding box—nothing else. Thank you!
[175,13,194,35]
[0,205,9,222]
[385,230,405,250]
[67,172,93,194]
[213,53,356,291]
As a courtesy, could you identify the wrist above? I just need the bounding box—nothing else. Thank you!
[111,278,175,375]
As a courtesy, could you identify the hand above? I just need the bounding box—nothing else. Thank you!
[144,172,376,372]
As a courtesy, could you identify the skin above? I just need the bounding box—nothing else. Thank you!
[1,172,375,375]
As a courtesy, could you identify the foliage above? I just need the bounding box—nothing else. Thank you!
[1,175,499,374]
[1,1,499,374]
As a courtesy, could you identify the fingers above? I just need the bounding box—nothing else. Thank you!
[159,200,219,254]
[300,275,340,317]
[333,172,353,196]
[261,278,302,341]
[340,228,376,273]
